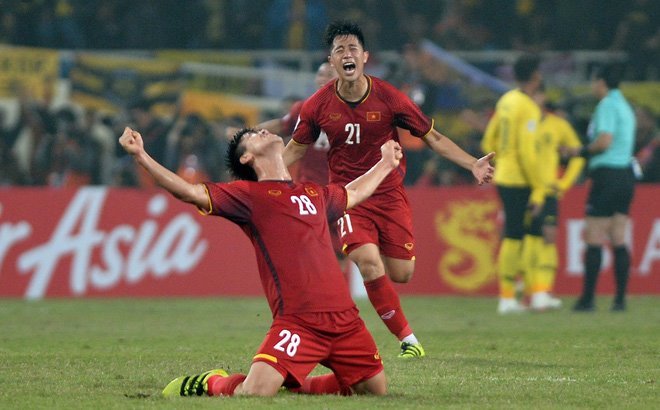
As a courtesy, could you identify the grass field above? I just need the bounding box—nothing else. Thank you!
[1,296,657,409]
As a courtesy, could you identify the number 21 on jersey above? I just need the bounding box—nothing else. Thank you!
[345,123,360,144]
[337,214,353,237]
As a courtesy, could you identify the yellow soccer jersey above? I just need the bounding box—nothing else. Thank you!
[481,89,545,203]
[537,112,585,193]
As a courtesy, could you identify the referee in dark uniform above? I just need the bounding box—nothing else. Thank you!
[571,64,636,312]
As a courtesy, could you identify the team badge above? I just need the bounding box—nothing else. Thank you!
[367,111,381,121]
[305,187,319,197]
[268,189,282,196]
[329,113,341,121]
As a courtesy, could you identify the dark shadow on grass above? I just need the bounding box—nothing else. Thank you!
[124,392,152,399]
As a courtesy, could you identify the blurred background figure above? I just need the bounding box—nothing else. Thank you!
[570,64,636,312]
[481,54,545,314]
[524,85,585,311]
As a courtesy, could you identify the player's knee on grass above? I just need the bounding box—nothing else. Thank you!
[351,370,387,396]
[238,362,284,397]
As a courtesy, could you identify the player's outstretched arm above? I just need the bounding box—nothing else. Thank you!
[282,139,310,167]
[422,129,495,185]
[118,126,209,210]
[345,140,402,209]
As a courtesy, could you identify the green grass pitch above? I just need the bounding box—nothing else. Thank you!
[1,296,657,409]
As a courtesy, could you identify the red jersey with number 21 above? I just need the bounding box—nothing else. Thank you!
[293,75,434,194]
[202,180,354,317]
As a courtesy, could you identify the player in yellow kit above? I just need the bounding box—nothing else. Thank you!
[525,86,585,311]
[481,54,545,314]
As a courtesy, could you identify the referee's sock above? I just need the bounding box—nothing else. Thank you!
[581,245,602,304]
[613,245,630,304]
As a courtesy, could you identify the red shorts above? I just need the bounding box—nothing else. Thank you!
[338,185,415,259]
[252,307,383,388]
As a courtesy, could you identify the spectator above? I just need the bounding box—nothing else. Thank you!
[634,106,660,182]
[610,0,660,80]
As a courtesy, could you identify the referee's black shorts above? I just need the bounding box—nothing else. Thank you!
[586,166,635,217]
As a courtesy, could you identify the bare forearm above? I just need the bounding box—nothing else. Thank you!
[282,139,308,167]
[589,133,612,154]
[424,130,476,170]
[345,160,394,209]
[257,118,283,135]
[134,151,206,207]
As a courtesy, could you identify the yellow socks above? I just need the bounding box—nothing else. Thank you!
[498,238,522,298]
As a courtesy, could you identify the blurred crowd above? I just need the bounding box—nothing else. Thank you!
[0,92,244,188]
[1,83,658,189]
[0,0,659,188]
[0,0,658,80]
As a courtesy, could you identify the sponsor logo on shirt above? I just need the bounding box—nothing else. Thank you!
[304,187,319,197]
[367,111,381,121]
[268,190,282,196]
[329,113,341,121]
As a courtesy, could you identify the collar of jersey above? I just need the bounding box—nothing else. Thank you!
[335,75,372,107]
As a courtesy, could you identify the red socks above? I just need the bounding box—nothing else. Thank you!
[364,275,411,340]
[207,374,247,396]
[294,374,352,396]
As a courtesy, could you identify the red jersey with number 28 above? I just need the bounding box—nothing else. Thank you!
[203,180,354,317]
[293,75,434,194]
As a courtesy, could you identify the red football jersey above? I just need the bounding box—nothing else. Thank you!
[282,100,330,185]
[292,75,434,194]
[203,180,354,317]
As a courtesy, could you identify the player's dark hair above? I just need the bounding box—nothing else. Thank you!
[226,128,258,181]
[594,63,624,89]
[513,53,541,83]
[324,21,365,50]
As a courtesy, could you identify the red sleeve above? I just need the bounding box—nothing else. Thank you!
[379,79,433,138]
[292,95,321,145]
[280,100,304,136]
[322,183,347,223]
[202,181,252,223]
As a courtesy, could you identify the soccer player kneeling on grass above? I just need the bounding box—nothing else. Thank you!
[118,126,403,397]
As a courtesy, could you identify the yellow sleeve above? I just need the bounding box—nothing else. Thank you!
[556,119,585,192]
[481,112,499,155]
[517,105,545,204]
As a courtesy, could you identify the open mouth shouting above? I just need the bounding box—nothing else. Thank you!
[342,61,357,75]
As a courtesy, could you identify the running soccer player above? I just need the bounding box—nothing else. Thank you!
[283,21,495,358]
[119,126,402,397]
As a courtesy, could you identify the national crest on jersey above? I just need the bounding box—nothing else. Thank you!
[367,111,381,121]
